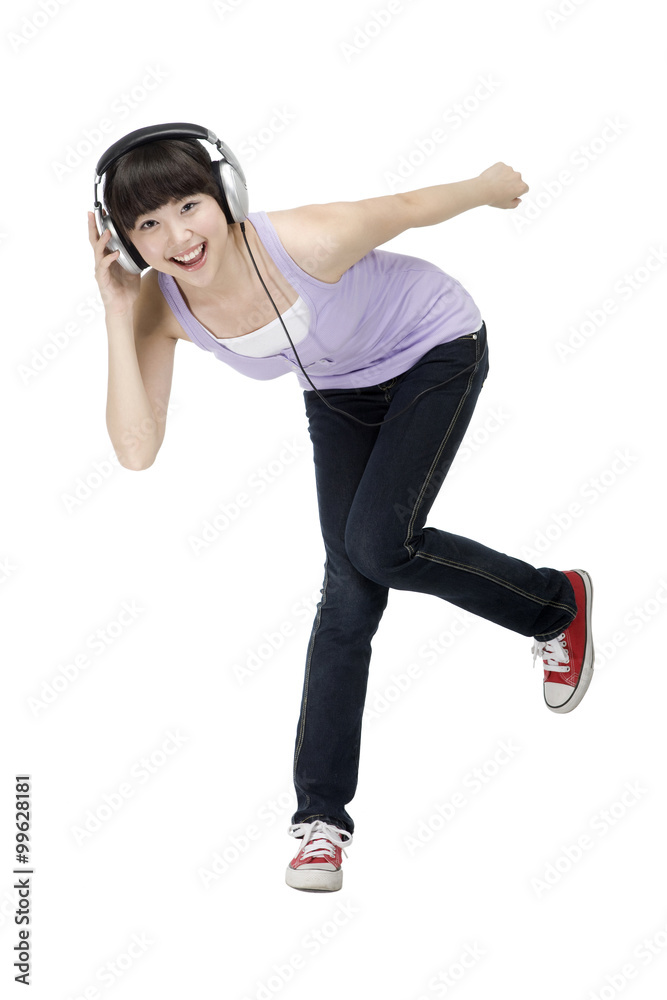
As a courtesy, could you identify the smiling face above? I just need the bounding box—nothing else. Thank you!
[127,193,229,282]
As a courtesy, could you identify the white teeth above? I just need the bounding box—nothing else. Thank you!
[172,242,204,262]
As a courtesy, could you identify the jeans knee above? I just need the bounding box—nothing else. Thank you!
[344,517,380,582]
[344,516,402,585]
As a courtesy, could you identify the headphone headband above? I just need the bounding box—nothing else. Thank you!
[94,122,218,177]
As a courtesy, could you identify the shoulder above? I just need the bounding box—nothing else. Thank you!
[265,195,413,283]
[265,206,348,283]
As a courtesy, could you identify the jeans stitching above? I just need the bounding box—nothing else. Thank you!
[403,339,481,558]
[413,550,578,616]
[292,558,330,808]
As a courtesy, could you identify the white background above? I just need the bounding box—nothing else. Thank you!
[2,0,666,997]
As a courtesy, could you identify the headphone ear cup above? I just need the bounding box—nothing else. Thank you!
[110,219,149,273]
[212,157,249,224]
[95,208,147,274]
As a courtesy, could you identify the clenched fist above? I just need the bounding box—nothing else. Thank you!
[478,162,529,209]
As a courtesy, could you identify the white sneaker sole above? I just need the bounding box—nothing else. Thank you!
[545,568,594,714]
[285,866,343,892]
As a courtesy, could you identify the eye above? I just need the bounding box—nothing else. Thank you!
[139,201,198,230]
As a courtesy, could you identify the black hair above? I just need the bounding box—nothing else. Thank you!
[101,138,229,240]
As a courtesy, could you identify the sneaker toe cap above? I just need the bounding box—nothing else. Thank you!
[544,681,574,708]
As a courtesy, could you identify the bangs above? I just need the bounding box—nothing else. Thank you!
[102,138,227,236]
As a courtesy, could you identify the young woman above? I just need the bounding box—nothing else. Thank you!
[88,131,594,893]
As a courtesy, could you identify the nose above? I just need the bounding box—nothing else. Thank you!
[165,221,195,254]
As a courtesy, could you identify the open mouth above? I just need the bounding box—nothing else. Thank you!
[170,241,207,270]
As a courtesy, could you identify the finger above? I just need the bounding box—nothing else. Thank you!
[95,255,116,288]
[88,213,105,245]
[93,229,113,260]
[89,220,109,251]
[87,211,99,243]
[88,210,106,231]
[95,243,118,269]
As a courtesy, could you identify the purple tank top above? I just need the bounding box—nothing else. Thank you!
[157,211,483,390]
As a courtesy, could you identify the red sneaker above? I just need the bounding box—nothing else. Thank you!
[531,569,594,714]
[285,820,352,892]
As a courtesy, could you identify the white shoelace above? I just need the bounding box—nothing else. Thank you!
[531,632,570,671]
[288,820,353,859]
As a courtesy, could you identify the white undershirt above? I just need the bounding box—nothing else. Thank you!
[202,295,311,358]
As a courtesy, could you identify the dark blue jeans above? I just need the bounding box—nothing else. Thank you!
[291,321,577,834]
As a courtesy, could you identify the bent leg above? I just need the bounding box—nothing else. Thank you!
[344,328,577,642]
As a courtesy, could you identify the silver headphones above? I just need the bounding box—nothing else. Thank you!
[93,122,249,274]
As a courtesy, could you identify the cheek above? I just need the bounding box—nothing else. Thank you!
[135,233,162,259]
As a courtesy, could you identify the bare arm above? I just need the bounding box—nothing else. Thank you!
[400,177,487,227]
[402,163,529,227]
[269,163,529,280]
[88,212,176,470]
[105,309,175,471]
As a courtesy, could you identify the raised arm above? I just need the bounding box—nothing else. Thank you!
[268,162,529,281]
[402,162,529,226]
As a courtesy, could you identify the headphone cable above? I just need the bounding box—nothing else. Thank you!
[240,221,486,428]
